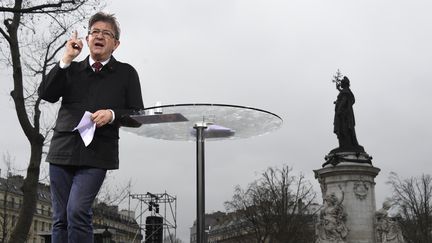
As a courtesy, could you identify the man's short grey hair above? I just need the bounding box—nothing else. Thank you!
[88,12,121,40]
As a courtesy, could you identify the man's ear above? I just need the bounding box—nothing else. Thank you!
[112,40,120,53]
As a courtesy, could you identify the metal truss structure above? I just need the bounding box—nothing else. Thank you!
[128,192,177,242]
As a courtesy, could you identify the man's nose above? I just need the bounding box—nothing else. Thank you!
[95,34,104,39]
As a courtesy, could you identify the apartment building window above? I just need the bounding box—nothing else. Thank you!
[34,220,38,231]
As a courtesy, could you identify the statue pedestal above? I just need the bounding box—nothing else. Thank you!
[314,153,380,243]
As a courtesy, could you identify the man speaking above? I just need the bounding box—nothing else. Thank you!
[38,12,144,243]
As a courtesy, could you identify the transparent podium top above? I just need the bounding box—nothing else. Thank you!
[122,103,283,141]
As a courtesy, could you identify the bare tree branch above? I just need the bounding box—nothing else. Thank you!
[0,26,11,44]
[0,1,82,14]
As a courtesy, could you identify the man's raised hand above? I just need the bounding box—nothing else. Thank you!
[62,30,83,65]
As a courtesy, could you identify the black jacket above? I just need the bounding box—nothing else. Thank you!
[38,56,144,169]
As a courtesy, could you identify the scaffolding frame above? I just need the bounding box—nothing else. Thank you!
[128,192,177,242]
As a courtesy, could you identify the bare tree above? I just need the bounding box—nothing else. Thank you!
[97,172,133,206]
[387,172,432,243]
[0,1,102,242]
[0,152,15,243]
[225,165,317,243]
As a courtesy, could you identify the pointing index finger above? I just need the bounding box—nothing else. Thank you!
[71,30,82,50]
[72,30,78,40]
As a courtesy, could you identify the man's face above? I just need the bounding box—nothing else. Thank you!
[86,21,120,61]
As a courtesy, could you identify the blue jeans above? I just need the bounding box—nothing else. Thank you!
[50,164,107,243]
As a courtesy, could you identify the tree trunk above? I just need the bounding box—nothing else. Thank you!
[8,140,43,243]
[1,186,8,243]
[3,1,45,242]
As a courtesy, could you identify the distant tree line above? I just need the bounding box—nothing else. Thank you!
[387,172,432,243]
[224,165,318,243]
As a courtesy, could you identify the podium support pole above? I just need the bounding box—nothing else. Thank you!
[194,123,207,243]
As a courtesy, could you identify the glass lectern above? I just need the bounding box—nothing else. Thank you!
[123,103,282,243]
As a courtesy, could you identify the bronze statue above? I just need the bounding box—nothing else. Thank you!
[324,71,371,166]
[332,76,364,153]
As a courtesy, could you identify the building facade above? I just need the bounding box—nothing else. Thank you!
[0,174,52,243]
[192,203,321,243]
[0,173,142,243]
[93,202,142,243]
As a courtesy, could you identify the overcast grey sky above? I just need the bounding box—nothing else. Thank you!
[1,0,432,241]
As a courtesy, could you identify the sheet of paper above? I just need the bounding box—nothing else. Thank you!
[73,111,96,147]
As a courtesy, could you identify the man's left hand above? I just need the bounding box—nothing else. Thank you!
[92,110,113,127]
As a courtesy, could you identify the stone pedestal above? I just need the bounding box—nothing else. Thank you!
[314,152,380,243]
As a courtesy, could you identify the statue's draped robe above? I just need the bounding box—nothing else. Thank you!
[333,87,360,150]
